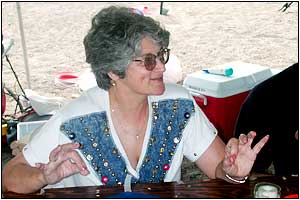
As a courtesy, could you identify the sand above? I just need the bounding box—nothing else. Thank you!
[1,2,298,181]
[2,2,298,115]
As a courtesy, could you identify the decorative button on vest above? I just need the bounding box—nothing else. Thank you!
[68,133,75,139]
[101,176,109,184]
[184,112,191,119]
[163,164,170,171]
[173,137,180,144]
[92,142,98,147]
[86,154,93,161]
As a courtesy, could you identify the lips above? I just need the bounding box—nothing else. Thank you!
[150,77,163,81]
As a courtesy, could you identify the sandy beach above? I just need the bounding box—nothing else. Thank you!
[1,2,298,181]
[2,2,298,113]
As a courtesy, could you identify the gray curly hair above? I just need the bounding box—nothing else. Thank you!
[83,6,170,90]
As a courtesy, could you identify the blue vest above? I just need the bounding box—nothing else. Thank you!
[60,98,195,185]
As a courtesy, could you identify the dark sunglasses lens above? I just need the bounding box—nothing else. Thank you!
[144,54,156,71]
[159,49,170,64]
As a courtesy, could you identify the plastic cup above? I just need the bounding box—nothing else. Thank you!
[253,182,281,198]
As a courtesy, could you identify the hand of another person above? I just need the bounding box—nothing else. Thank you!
[10,140,26,156]
[222,131,269,178]
[35,142,89,185]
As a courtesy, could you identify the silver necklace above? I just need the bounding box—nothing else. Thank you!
[111,105,147,140]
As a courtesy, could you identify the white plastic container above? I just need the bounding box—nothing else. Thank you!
[17,120,47,140]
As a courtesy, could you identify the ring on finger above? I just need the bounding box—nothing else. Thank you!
[69,158,76,164]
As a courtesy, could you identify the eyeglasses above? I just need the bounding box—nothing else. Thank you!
[133,48,170,71]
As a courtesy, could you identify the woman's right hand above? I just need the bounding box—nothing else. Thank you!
[35,142,89,185]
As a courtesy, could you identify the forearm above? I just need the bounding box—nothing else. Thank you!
[2,163,47,194]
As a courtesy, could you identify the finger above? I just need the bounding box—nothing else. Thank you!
[79,168,90,176]
[35,162,46,170]
[253,134,269,154]
[18,143,26,151]
[59,142,89,173]
[226,138,239,159]
[222,152,236,175]
[238,133,248,144]
[60,142,80,153]
[12,149,20,156]
[49,142,78,163]
[67,150,89,173]
[69,158,76,164]
[48,147,70,170]
[49,145,62,162]
[10,141,19,149]
[50,143,88,175]
[246,131,256,146]
[223,156,233,169]
[63,156,89,176]
[224,147,231,158]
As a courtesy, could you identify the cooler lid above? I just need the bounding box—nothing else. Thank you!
[183,61,273,98]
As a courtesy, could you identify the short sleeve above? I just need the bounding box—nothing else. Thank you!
[183,99,217,162]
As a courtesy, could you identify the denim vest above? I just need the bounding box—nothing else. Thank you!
[60,98,195,185]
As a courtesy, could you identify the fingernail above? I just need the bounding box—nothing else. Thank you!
[231,154,236,160]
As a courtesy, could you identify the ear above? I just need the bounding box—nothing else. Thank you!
[107,71,120,81]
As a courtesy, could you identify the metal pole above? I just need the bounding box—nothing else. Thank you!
[160,2,163,15]
[16,2,31,89]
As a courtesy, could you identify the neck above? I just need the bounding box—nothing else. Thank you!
[108,84,149,141]
[108,85,148,115]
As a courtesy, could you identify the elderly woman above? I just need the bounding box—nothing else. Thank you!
[3,6,268,194]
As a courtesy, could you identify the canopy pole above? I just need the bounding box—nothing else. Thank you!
[16,2,31,89]
[160,2,164,15]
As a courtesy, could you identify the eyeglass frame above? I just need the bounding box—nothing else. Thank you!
[132,48,170,71]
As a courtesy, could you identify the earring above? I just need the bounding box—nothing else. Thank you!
[111,80,116,86]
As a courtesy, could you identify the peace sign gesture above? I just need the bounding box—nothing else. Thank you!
[222,131,269,178]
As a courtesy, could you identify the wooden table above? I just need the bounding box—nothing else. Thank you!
[2,174,298,198]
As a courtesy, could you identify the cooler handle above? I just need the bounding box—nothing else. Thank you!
[188,88,207,106]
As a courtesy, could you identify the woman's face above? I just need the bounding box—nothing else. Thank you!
[119,36,166,96]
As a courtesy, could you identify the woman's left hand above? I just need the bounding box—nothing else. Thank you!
[222,131,269,178]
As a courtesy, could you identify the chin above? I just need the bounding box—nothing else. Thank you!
[152,84,166,95]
